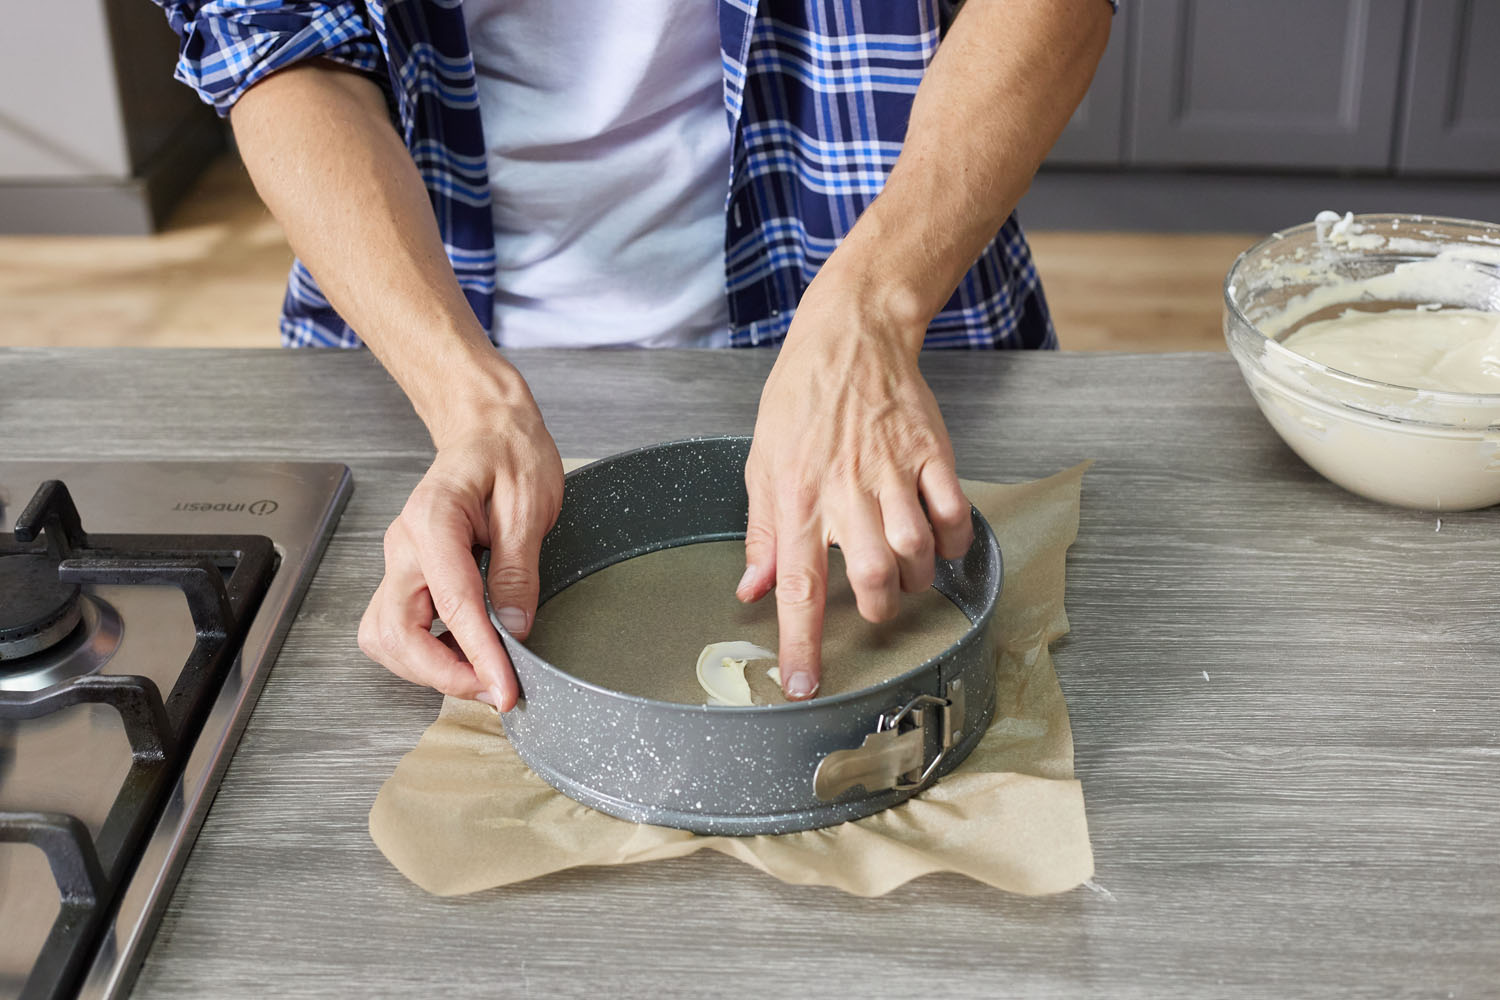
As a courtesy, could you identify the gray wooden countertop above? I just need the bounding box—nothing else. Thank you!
[2,348,1496,999]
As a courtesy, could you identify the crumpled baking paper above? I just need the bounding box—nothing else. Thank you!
[369,462,1092,897]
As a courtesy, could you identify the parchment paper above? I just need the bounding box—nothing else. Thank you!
[369,462,1093,897]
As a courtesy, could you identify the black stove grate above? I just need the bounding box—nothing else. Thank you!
[0,482,278,1000]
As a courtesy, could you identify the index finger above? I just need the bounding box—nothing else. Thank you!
[411,503,514,701]
[774,511,828,701]
[357,574,487,699]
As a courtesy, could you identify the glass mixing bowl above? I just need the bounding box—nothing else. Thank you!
[1223,213,1500,511]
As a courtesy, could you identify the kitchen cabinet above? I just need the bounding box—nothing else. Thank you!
[1398,0,1500,175]
[6,347,1496,999]
[0,2,134,182]
[1127,0,1407,170]
[1045,1,1131,165]
[0,0,222,234]
[1026,0,1500,229]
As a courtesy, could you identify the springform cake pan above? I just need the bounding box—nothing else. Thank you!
[481,435,1002,835]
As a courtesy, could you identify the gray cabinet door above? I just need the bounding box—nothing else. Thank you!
[0,0,214,182]
[1045,1,1132,166]
[1398,0,1500,175]
[1127,0,1407,170]
[0,0,132,179]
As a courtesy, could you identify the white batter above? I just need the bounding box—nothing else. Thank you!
[1239,214,1500,511]
[1281,307,1500,394]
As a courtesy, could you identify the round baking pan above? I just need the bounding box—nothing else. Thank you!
[483,435,1002,835]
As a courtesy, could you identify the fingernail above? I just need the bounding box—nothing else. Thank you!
[785,672,817,699]
[476,690,498,708]
[497,606,528,633]
[486,685,508,712]
[736,565,757,594]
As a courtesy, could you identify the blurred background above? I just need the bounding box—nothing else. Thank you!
[2,0,1497,351]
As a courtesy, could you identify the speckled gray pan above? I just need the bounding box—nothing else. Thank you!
[482,436,1002,835]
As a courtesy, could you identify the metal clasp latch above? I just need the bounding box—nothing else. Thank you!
[812,679,966,801]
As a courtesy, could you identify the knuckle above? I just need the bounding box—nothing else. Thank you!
[356,616,379,659]
[402,485,441,522]
[775,567,823,607]
[430,587,464,623]
[486,562,536,597]
[887,523,932,559]
[381,522,406,560]
[932,501,970,528]
[407,480,473,532]
[421,473,468,503]
[744,521,776,549]
[848,558,898,594]
[774,479,818,513]
[377,623,405,658]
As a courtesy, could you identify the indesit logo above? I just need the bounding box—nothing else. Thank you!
[172,499,279,516]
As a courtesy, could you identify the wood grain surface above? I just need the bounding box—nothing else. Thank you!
[1,348,1495,999]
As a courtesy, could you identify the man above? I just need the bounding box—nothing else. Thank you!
[156,0,1111,709]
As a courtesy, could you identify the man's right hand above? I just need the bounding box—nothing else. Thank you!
[357,384,563,710]
[229,65,565,707]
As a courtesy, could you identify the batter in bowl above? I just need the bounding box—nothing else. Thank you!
[1281,306,1500,393]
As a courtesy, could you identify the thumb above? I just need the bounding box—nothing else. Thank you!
[738,470,777,603]
[485,515,545,642]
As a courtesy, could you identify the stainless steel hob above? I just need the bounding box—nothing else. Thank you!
[0,462,351,1000]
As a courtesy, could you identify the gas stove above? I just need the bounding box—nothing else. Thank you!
[0,461,351,1000]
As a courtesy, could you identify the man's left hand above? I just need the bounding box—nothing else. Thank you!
[739,270,974,700]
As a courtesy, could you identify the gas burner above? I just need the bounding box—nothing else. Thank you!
[0,463,346,1000]
[0,594,124,693]
[0,552,83,660]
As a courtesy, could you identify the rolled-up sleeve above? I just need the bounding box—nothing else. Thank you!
[151,1,383,116]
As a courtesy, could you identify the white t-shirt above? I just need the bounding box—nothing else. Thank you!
[463,0,732,348]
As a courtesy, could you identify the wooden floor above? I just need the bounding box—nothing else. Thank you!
[0,154,1247,351]
[1027,230,1248,351]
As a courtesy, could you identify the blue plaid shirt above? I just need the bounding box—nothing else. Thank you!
[155,0,1082,349]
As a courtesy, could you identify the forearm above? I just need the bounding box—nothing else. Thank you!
[230,64,526,444]
[820,0,1112,350]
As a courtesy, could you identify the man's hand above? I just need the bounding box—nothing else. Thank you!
[739,0,1108,699]
[230,66,569,708]
[739,267,973,700]
[358,382,563,710]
